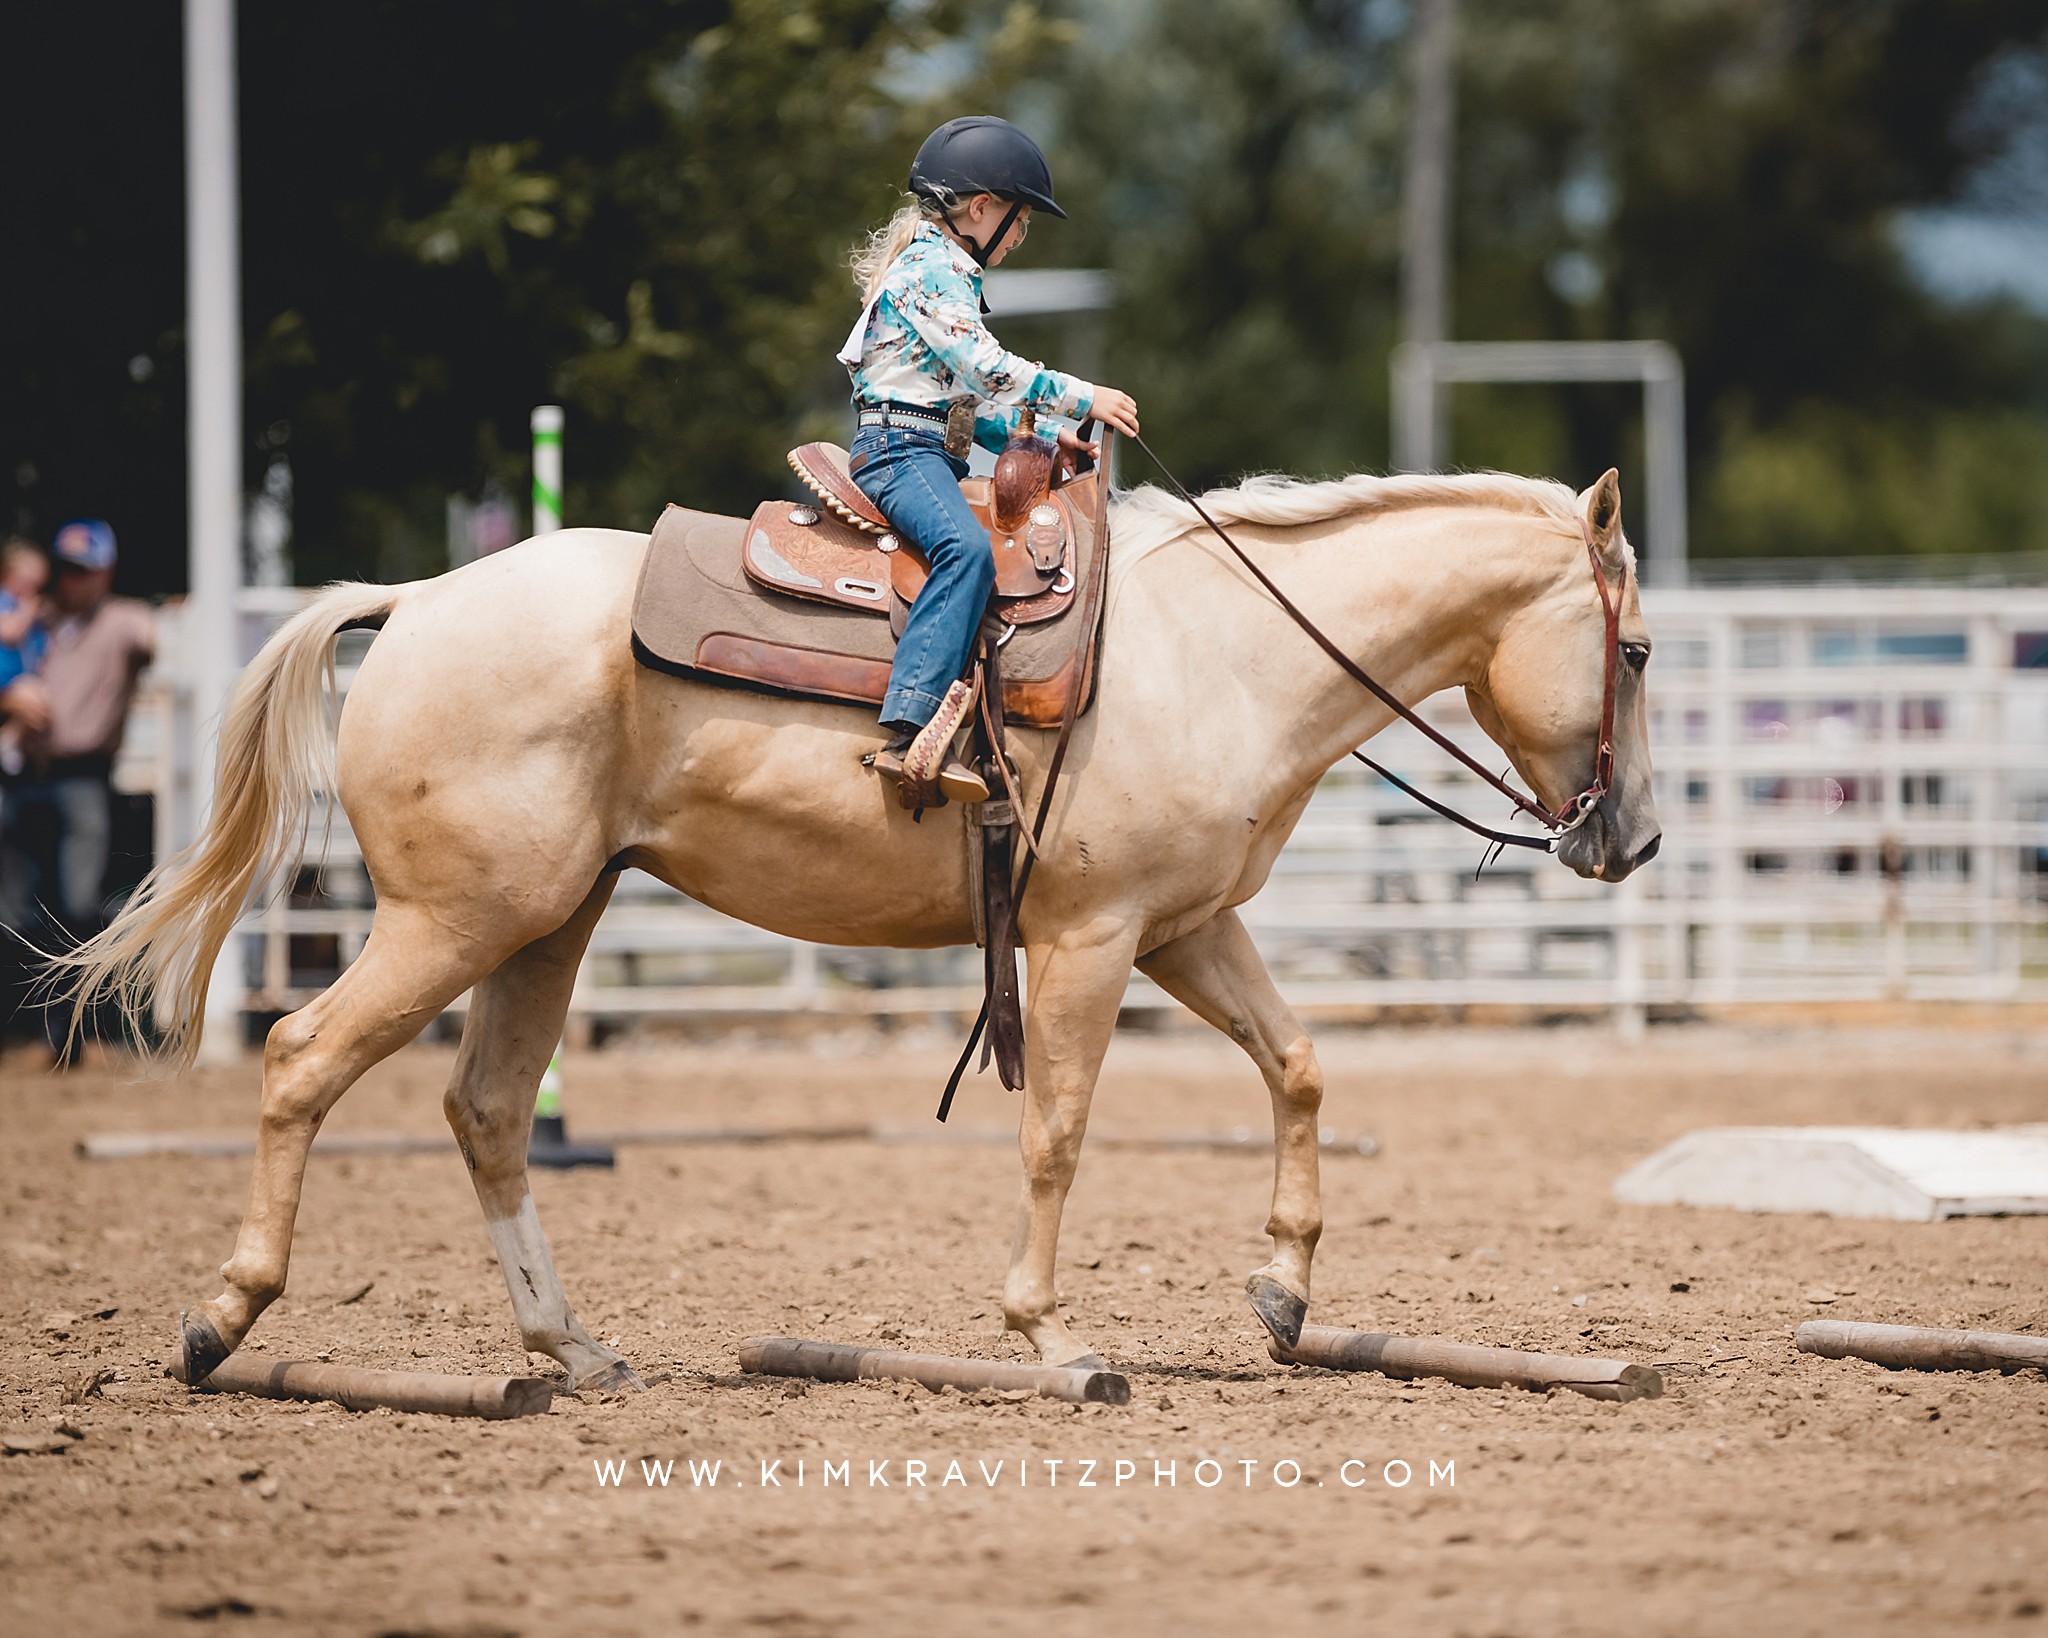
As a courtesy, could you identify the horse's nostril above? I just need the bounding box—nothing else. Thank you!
[1633,832,1662,866]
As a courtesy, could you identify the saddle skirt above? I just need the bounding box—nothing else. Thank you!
[630,452,1106,729]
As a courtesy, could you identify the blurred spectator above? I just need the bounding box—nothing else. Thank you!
[0,519,154,965]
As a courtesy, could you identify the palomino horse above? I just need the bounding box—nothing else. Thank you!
[64,466,1659,1390]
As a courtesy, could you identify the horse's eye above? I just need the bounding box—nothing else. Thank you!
[1622,642,1651,673]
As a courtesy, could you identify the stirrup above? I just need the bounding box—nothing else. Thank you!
[869,743,986,804]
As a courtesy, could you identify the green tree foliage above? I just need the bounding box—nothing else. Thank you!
[1034,0,2048,554]
[1020,0,1413,485]
[4,0,2045,588]
[1448,0,2048,557]
[239,0,991,582]
[1056,0,2048,552]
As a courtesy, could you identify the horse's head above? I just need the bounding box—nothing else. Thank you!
[1463,469,1660,883]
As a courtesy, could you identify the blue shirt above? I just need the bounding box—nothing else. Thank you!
[0,590,46,691]
[838,222,1095,453]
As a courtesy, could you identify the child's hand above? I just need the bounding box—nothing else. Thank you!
[1054,425,1098,481]
[0,606,33,645]
[1087,387,1140,438]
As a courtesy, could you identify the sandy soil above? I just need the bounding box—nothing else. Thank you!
[3,1021,2046,1637]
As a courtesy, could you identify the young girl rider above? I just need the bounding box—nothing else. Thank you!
[840,116,1140,802]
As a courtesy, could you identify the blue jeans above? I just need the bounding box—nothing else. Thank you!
[0,771,112,933]
[849,424,994,728]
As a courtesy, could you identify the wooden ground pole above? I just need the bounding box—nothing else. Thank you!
[1273,1324,1663,1402]
[195,1354,554,1418]
[740,1336,1130,1405]
[1795,1320,2048,1376]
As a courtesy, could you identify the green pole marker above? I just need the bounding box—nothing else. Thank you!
[528,1037,607,1166]
[536,1043,565,1121]
[531,403,564,534]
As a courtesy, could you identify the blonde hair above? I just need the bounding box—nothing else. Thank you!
[1,536,48,581]
[849,194,953,302]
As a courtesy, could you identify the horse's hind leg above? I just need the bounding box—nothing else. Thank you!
[1138,908,1324,1352]
[442,876,640,1391]
[179,907,503,1382]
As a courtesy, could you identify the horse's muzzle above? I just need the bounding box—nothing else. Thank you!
[1557,803,1658,882]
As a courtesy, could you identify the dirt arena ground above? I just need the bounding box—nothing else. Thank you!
[3,1021,2046,1636]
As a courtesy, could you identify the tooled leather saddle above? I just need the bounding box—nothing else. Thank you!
[629,426,1117,1108]
[631,430,1106,728]
[752,439,1078,628]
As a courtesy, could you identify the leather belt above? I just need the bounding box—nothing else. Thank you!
[855,401,950,429]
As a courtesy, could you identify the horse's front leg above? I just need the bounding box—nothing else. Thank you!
[1138,908,1323,1351]
[1003,915,1142,1368]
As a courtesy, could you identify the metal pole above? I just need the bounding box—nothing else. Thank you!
[1395,0,1455,472]
[522,402,609,1168]
[1641,347,1689,588]
[531,405,563,535]
[185,0,244,1064]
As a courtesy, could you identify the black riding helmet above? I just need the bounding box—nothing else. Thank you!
[908,116,1065,268]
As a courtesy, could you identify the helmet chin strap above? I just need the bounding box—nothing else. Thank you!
[948,198,1025,269]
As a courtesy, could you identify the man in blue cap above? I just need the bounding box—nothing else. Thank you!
[0,519,154,1053]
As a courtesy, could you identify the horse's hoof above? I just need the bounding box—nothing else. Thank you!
[1245,1273,1307,1353]
[176,1309,232,1386]
[571,1359,647,1395]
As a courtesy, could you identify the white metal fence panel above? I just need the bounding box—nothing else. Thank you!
[114,583,2048,1032]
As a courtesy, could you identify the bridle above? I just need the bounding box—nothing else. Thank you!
[1130,433,1628,857]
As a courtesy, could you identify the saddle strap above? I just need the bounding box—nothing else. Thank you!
[975,632,1027,1090]
[938,425,1114,1121]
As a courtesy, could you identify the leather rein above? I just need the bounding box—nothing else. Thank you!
[934,434,1627,1122]
[1129,432,1627,856]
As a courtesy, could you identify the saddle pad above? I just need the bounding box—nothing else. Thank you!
[744,497,1077,624]
[630,502,1104,729]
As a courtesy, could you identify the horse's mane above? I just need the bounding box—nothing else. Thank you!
[1106,469,1589,572]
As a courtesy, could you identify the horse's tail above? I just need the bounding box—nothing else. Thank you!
[46,581,403,1066]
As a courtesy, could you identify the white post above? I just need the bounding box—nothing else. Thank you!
[186,0,244,1064]
[526,402,584,1156]
[1395,0,1455,473]
[531,405,564,535]
[1642,346,1689,589]
[1612,872,1647,1041]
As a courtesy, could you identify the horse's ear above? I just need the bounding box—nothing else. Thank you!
[1581,468,1624,569]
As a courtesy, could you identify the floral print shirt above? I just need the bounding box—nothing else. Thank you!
[837,222,1095,453]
